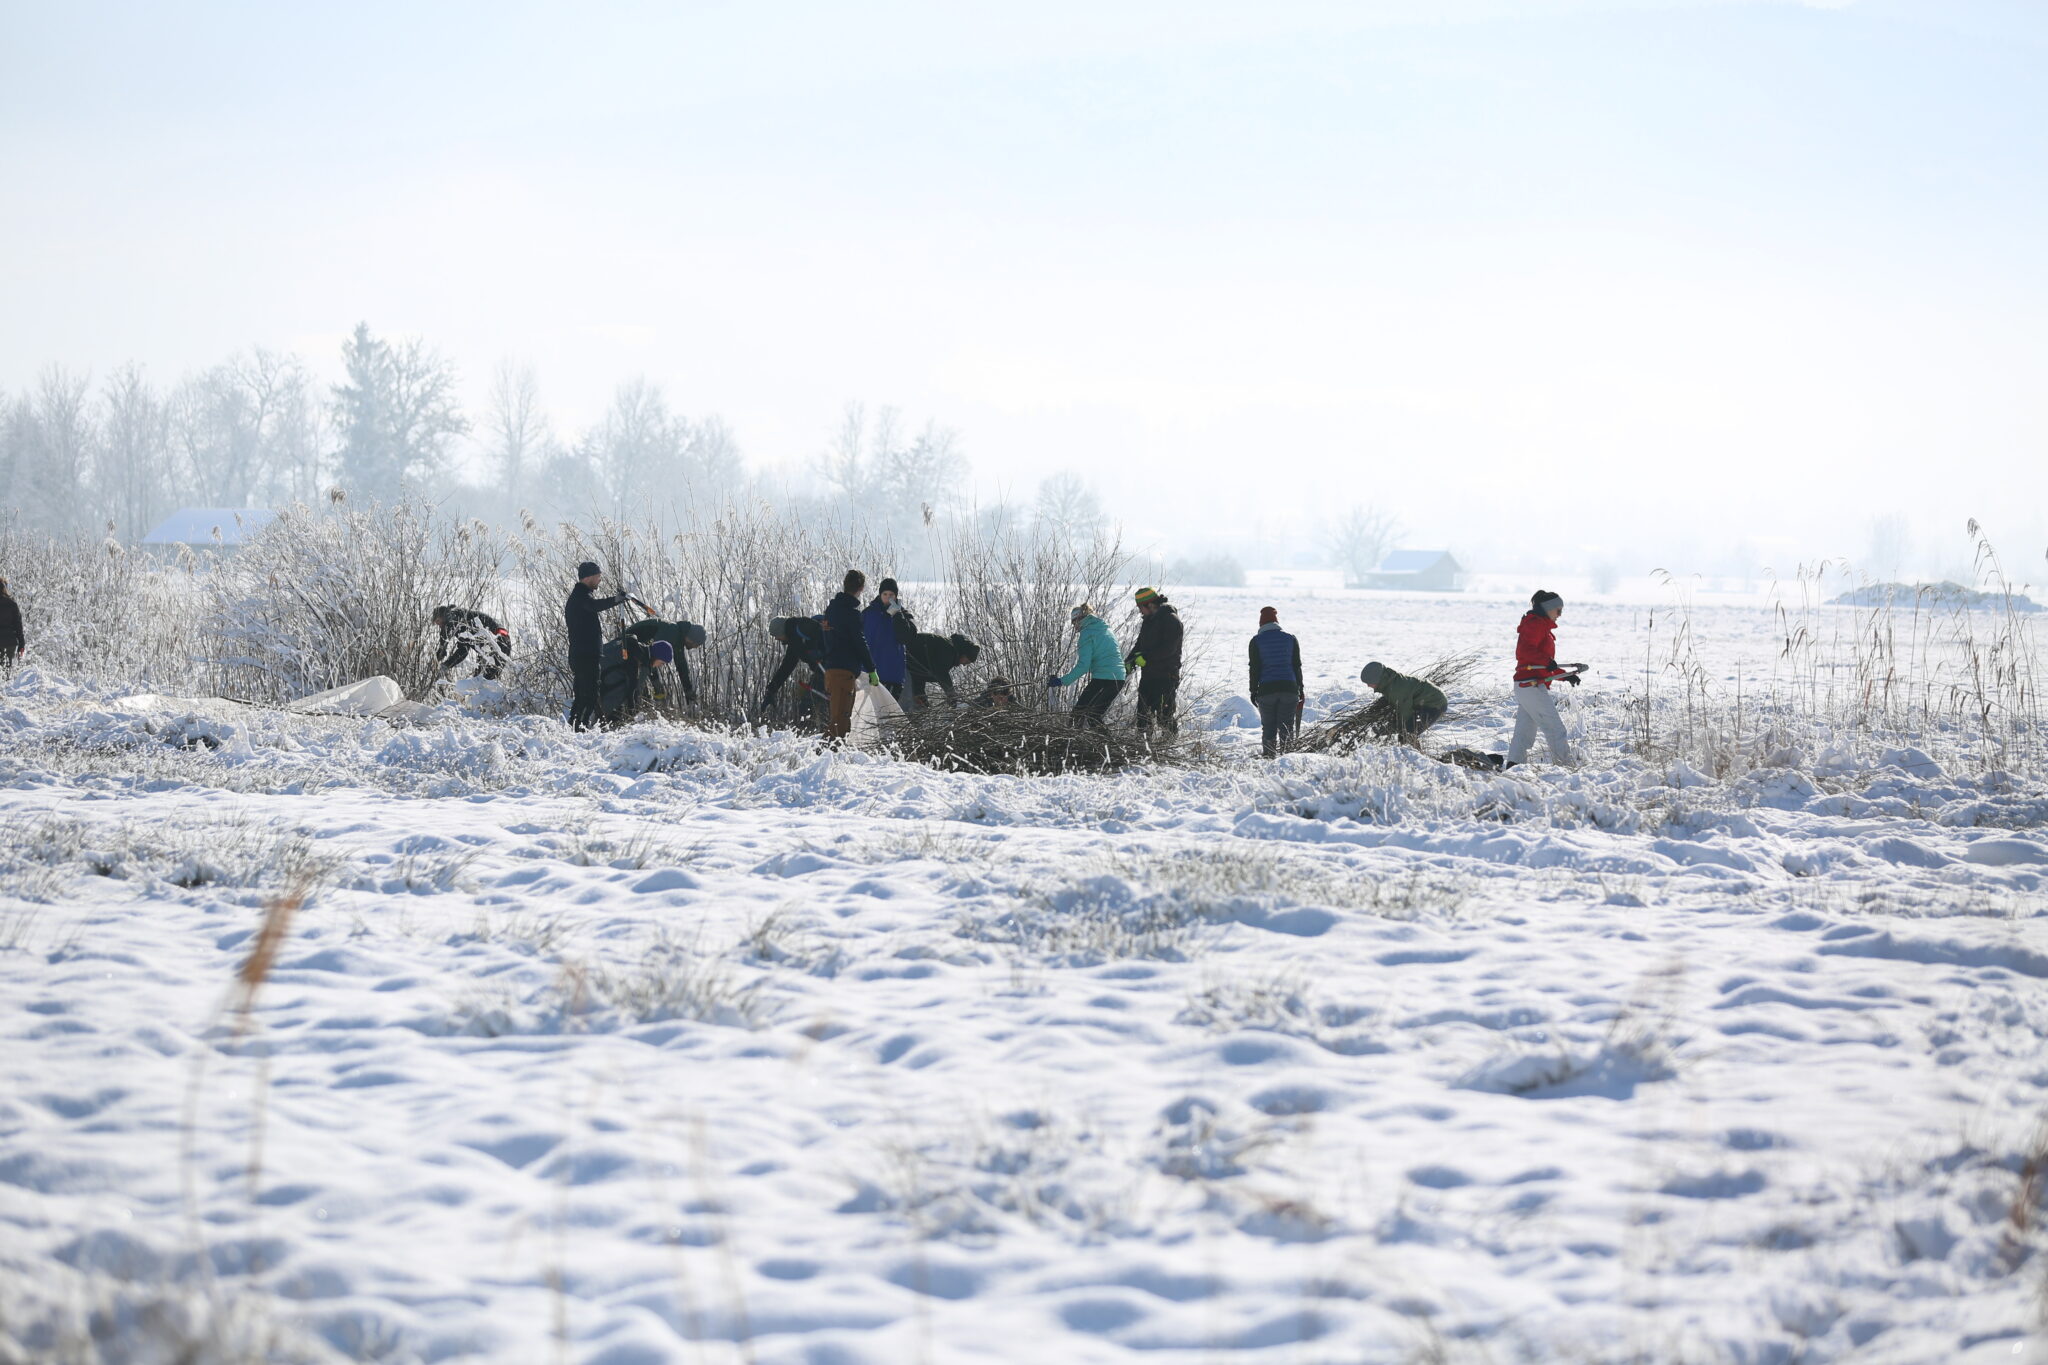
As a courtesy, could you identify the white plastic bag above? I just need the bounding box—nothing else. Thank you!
[284,675,406,716]
[848,681,905,749]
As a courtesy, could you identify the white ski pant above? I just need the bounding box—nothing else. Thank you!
[1508,682,1573,764]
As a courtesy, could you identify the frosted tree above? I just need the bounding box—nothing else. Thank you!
[1326,504,1401,586]
[579,378,688,519]
[11,368,97,533]
[95,365,173,539]
[484,359,553,514]
[330,323,468,500]
[1033,470,1107,544]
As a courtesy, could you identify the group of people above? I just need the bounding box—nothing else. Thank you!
[511,564,1585,763]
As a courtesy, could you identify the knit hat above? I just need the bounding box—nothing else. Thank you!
[1071,604,1093,622]
[877,577,900,597]
[1532,589,1562,613]
[1134,587,1162,606]
[1360,661,1386,685]
[649,640,675,665]
[681,622,707,648]
[949,633,980,662]
[1259,606,1278,626]
[767,617,789,640]
[577,561,601,579]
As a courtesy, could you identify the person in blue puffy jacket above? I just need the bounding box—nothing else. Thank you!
[1047,603,1127,729]
[861,576,916,707]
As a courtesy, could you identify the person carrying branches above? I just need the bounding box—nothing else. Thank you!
[1359,660,1446,750]
[1506,589,1584,766]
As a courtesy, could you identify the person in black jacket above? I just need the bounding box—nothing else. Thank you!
[431,604,513,680]
[1125,587,1184,738]
[564,560,641,730]
[904,631,980,708]
[759,615,828,724]
[0,578,23,670]
[819,569,877,740]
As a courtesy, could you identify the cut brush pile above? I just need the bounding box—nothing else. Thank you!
[879,705,1200,775]
[1292,650,1488,754]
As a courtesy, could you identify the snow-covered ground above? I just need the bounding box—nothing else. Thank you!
[2,598,2045,1364]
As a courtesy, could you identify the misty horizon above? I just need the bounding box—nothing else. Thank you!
[4,0,2044,584]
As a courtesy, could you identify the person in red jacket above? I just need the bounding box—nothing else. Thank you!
[1506,590,1583,765]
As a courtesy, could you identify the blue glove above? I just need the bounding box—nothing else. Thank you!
[1045,675,1064,689]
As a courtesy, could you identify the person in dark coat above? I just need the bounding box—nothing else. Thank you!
[432,604,513,681]
[564,560,641,730]
[820,570,877,740]
[905,631,979,708]
[0,578,23,669]
[621,617,706,705]
[759,615,828,723]
[861,577,916,707]
[1248,605,1304,758]
[1125,587,1184,738]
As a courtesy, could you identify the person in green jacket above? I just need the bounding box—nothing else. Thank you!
[1360,660,1447,749]
[1047,603,1127,730]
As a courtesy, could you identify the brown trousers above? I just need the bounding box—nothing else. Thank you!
[824,668,858,739]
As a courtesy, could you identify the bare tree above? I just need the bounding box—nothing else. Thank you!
[484,359,553,514]
[1033,470,1107,544]
[579,378,687,519]
[1327,503,1402,586]
[95,365,172,539]
[18,367,97,533]
[812,401,870,501]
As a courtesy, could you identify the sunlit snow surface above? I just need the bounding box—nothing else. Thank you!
[3,593,2045,1364]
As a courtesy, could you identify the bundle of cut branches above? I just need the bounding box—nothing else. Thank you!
[879,704,1196,775]
[1292,650,1488,755]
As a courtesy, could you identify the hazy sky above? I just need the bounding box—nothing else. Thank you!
[3,0,2044,576]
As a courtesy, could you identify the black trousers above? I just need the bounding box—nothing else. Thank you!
[569,654,601,731]
[1134,673,1179,735]
[1071,678,1125,730]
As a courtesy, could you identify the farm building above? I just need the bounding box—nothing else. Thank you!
[1363,549,1464,592]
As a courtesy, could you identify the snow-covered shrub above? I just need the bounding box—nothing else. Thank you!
[0,512,210,690]
[198,499,504,703]
[504,503,889,721]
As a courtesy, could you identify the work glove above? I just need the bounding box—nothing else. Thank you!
[867,671,880,686]
[886,601,902,616]
[1132,654,1146,669]
[1563,673,1581,687]
[1045,675,1064,689]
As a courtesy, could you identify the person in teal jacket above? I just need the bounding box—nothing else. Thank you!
[1047,603,1127,729]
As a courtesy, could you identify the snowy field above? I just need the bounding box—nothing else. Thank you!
[2,594,2046,1365]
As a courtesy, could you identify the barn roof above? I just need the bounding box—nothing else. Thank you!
[141,508,278,546]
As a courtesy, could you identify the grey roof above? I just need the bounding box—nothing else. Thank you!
[1375,549,1459,573]
[141,508,278,546]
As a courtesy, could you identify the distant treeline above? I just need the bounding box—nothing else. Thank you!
[0,322,1247,584]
